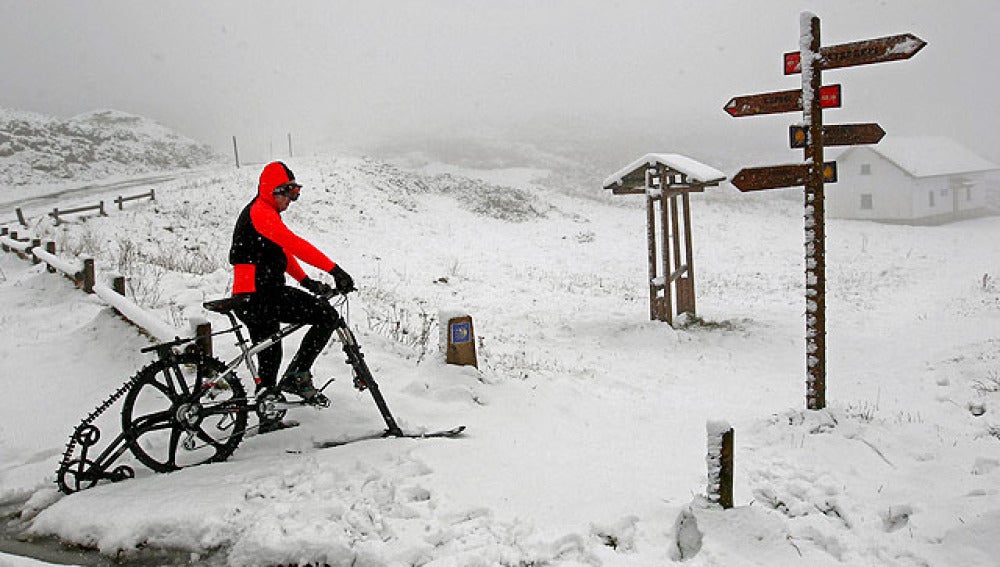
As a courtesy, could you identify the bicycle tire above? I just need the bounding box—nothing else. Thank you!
[121,352,248,473]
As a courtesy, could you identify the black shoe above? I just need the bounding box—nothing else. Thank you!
[279,371,330,406]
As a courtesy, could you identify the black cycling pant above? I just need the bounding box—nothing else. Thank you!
[234,286,341,391]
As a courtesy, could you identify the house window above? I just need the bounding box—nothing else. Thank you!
[967,187,973,201]
[929,191,935,207]
[860,164,871,175]
[860,194,873,210]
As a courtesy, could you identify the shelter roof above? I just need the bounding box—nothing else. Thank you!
[603,153,726,191]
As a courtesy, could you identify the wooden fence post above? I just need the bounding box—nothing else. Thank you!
[45,241,57,273]
[707,421,734,509]
[150,188,156,202]
[82,258,95,294]
[10,231,22,259]
[112,275,127,296]
[195,321,213,358]
[30,239,41,264]
[1,227,8,252]
[16,208,27,226]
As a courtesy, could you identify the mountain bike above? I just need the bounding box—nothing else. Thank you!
[56,290,463,494]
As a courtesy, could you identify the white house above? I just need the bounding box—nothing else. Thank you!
[828,136,999,224]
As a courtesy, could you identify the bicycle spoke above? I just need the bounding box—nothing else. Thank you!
[168,364,192,398]
[166,427,182,468]
[128,410,173,434]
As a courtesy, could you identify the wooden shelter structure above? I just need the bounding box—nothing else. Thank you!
[603,154,725,325]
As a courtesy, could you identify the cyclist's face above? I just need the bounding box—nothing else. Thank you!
[274,193,292,212]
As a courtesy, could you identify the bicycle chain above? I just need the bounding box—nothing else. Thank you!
[56,373,139,486]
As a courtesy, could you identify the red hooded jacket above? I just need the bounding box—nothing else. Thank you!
[229,162,336,294]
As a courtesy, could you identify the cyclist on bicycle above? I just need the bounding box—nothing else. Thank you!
[228,161,354,431]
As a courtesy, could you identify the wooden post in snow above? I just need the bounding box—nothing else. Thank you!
[195,321,213,358]
[81,258,95,294]
[45,241,56,273]
[707,421,734,509]
[112,275,127,296]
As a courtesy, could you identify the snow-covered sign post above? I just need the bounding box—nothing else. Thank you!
[706,420,734,509]
[724,13,925,410]
[603,154,725,326]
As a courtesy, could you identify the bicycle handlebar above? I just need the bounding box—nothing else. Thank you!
[320,285,356,301]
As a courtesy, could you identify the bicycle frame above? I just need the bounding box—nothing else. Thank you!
[204,295,401,435]
[217,313,309,392]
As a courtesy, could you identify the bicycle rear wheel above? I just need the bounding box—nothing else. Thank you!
[122,352,248,472]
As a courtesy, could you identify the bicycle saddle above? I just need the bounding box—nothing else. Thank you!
[203,295,252,314]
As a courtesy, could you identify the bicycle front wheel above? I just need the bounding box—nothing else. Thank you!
[122,352,248,472]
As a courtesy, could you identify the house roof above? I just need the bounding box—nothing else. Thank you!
[602,153,726,190]
[843,136,1000,178]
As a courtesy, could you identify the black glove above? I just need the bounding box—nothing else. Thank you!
[330,265,355,293]
[300,277,334,296]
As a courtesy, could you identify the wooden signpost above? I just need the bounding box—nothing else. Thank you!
[789,123,885,148]
[724,84,841,117]
[724,13,925,410]
[783,33,926,75]
[731,162,837,192]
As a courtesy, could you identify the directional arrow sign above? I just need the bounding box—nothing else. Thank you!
[784,33,926,74]
[725,85,841,117]
[789,123,886,148]
[732,162,837,192]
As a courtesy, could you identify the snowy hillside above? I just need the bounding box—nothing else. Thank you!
[0,108,220,188]
[1,153,999,566]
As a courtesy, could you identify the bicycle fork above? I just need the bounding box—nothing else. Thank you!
[336,324,403,437]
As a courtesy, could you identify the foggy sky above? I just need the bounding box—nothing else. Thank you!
[2,0,998,166]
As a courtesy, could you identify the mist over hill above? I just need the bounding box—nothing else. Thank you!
[0,108,221,187]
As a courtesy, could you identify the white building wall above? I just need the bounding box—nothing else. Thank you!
[830,148,994,222]
[829,148,914,220]
[952,174,990,212]
[911,174,991,218]
[911,177,947,218]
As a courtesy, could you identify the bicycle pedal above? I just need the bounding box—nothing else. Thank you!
[305,395,331,408]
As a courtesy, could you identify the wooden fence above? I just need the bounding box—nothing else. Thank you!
[13,188,156,227]
[0,226,211,351]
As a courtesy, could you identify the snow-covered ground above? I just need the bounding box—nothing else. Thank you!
[1,154,999,566]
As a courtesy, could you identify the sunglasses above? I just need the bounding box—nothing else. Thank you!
[273,183,301,201]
